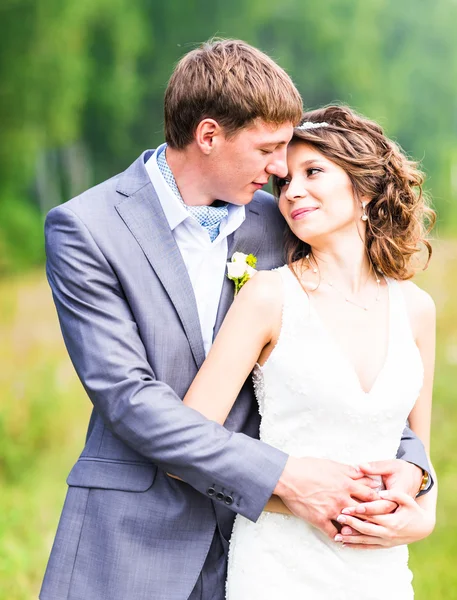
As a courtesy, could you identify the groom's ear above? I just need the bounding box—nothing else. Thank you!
[195,119,223,155]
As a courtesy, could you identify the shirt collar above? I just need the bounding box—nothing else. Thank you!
[145,144,188,231]
[145,143,245,233]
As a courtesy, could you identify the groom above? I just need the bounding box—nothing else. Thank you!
[41,39,431,600]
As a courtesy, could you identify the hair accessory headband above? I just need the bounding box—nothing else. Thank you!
[296,121,329,130]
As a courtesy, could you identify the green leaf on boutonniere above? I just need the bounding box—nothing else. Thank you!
[246,254,257,268]
[226,252,258,296]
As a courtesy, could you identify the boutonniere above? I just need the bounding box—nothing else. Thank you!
[226,252,257,296]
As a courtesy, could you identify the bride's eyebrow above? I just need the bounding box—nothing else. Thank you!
[299,159,326,168]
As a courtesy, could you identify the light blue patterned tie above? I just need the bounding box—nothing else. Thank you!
[157,146,228,242]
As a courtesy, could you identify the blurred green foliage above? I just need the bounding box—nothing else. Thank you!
[0,194,44,272]
[0,0,456,273]
[0,273,91,598]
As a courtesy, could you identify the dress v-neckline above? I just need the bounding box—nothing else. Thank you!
[286,266,393,397]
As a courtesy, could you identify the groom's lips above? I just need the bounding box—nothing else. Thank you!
[252,181,268,189]
[291,207,318,220]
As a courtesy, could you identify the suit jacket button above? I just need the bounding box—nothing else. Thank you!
[207,487,216,497]
[216,492,225,501]
[224,495,234,505]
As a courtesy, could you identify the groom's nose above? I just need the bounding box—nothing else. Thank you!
[266,152,288,178]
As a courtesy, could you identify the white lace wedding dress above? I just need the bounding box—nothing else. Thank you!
[226,266,424,599]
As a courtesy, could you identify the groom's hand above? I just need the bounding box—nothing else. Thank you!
[273,457,380,539]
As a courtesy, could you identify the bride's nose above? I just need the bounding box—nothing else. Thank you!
[285,178,308,202]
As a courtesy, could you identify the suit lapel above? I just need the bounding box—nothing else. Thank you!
[213,199,266,337]
[115,152,206,369]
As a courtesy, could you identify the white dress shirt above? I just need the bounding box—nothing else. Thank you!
[145,144,246,355]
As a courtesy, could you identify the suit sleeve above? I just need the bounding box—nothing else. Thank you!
[45,204,288,521]
[397,425,433,495]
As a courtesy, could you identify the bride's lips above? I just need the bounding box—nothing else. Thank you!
[291,207,319,220]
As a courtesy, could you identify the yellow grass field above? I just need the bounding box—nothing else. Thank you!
[0,241,456,599]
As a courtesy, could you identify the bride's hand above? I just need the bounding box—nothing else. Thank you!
[334,459,425,521]
[358,459,424,498]
[333,489,435,549]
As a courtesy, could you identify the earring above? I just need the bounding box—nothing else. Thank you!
[361,201,368,222]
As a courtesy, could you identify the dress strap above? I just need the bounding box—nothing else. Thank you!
[262,265,313,356]
[278,265,312,319]
[385,278,415,344]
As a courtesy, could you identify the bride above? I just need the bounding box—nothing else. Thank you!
[181,105,437,598]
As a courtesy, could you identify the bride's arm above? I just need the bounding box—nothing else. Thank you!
[336,284,437,548]
[402,285,437,517]
[166,271,282,494]
[407,285,437,514]
[181,270,282,424]
[179,270,293,512]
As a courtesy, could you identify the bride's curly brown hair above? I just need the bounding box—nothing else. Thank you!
[274,105,436,279]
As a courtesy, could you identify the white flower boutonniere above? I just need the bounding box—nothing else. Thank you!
[227,252,257,296]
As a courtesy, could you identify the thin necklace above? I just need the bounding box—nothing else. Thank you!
[305,253,382,312]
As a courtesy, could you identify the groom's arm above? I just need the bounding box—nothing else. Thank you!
[45,203,288,522]
[397,424,433,496]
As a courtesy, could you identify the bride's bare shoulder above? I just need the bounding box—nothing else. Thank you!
[397,279,436,338]
[236,268,285,313]
[398,279,435,317]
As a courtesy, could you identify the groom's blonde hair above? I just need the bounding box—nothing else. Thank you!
[164,38,303,149]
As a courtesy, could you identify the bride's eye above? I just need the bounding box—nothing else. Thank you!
[276,178,290,189]
[307,168,322,177]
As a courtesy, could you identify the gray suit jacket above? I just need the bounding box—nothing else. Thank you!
[40,151,430,600]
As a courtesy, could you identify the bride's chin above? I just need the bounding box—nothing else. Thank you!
[289,227,317,245]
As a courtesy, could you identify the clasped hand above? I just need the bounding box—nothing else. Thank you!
[275,457,434,547]
[334,460,435,549]
[275,456,381,539]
